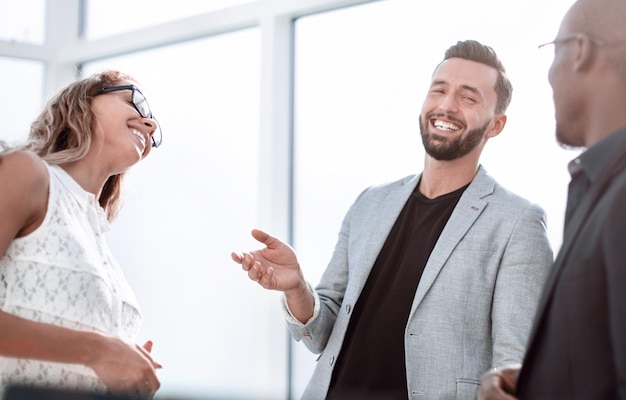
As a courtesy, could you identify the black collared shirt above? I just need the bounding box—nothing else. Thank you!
[564,126,626,230]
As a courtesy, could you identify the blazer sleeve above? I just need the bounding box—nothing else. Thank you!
[283,189,362,354]
[491,202,553,367]
[282,176,412,354]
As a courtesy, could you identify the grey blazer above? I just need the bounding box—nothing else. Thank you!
[287,166,553,399]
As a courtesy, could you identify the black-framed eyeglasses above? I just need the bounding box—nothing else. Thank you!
[99,85,162,148]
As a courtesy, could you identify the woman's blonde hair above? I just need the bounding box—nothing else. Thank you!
[3,70,138,221]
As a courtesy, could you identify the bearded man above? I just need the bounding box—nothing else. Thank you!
[233,40,553,400]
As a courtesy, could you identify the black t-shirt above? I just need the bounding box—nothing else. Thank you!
[326,183,467,400]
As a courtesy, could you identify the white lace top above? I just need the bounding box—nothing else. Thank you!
[0,162,142,394]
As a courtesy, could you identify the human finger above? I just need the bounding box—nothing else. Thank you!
[144,374,161,398]
[131,364,160,398]
[250,228,270,244]
[239,253,257,272]
[136,342,162,370]
[230,252,243,264]
[252,229,284,249]
[498,365,520,392]
[134,378,155,399]
[142,340,153,353]
[248,260,264,282]
[478,370,517,400]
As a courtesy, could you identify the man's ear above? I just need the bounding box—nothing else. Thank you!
[486,114,507,139]
[573,33,595,72]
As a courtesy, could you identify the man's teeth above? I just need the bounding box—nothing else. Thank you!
[433,120,460,131]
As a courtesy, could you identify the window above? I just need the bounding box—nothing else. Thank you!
[0,57,43,145]
[0,0,45,44]
[83,29,272,398]
[85,0,256,39]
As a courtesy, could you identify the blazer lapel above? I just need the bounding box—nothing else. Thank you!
[350,175,420,289]
[410,167,494,313]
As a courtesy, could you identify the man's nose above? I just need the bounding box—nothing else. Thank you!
[438,93,459,113]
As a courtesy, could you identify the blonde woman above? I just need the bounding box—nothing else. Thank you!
[0,70,162,398]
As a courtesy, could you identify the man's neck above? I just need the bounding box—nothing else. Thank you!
[419,156,479,199]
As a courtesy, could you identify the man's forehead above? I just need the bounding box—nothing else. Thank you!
[431,58,498,92]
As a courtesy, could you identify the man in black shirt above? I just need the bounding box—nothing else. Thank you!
[232,40,553,399]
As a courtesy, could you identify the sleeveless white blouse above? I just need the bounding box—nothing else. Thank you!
[0,162,142,394]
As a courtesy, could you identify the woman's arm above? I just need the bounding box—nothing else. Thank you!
[0,151,161,397]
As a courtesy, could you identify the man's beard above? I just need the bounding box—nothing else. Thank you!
[419,115,489,161]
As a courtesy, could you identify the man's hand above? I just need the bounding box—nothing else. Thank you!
[231,229,314,323]
[231,228,303,291]
[479,364,521,400]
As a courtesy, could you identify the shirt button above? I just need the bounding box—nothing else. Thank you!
[329,356,335,366]
[345,304,351,314]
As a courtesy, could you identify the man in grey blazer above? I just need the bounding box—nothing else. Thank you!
[479,0,626,399]
[232,40,553,399]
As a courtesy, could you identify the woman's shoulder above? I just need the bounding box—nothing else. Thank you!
[0,150,50,231]
[0,150,49,187]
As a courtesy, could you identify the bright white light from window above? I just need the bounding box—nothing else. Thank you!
[0,57,43,144]
[0,0,45,44]
[85,0,256,39]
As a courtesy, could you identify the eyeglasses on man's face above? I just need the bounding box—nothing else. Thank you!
[538,34,580,50]
[538,33,606,50]
[99,84,162,148]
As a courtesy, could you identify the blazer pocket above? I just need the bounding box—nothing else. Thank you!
[455,378,480,400]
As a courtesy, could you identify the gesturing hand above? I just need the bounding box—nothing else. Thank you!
[231,228,304,292]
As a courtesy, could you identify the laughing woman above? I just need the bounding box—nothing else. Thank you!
[0,70,163,398]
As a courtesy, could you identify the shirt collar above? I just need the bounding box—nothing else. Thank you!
[567,125,626,182]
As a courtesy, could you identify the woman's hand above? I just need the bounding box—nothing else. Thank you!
[89,336,162,398]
